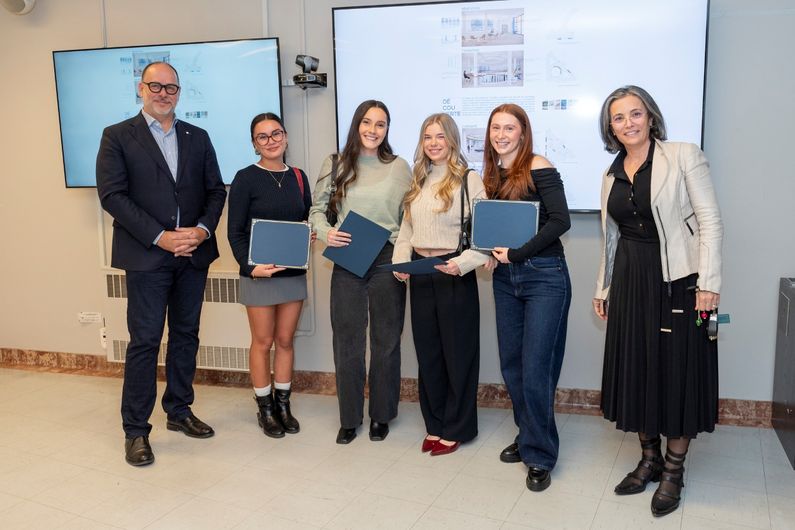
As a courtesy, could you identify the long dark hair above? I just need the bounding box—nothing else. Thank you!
[482,103,536,200]
[325,100,397,216]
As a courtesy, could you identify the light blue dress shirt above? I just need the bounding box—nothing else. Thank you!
[142,111,210,244]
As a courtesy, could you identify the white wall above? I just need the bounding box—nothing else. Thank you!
[1,0,792,401]
[701,0,795,399]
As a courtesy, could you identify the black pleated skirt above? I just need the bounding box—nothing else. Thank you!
[600,237,719,438]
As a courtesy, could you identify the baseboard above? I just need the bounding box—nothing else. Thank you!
[0,348,771,427]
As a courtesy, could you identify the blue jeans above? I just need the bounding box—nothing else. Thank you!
[493,256,571,470]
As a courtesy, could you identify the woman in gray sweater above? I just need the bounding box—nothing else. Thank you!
[309,100,412,444]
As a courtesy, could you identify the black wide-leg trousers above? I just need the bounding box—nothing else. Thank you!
[410,266,480,442]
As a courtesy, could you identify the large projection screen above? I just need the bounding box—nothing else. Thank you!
[333,0,708,211]
[54,38,282,187]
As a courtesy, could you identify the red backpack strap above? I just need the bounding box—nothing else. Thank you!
[292,167,304,197]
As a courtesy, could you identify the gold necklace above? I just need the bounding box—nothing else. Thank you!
[258,162,289,188]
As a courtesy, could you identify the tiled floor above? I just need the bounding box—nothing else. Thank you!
[0,367,794,529]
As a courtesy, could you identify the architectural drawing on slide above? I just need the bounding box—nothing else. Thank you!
[544,129,576,164]
[462,8,524,47]
[546,52,576,84]
[462,127,486,169]
[462,51,523,88]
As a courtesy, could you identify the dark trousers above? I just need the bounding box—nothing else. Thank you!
[122,258,208,437]
[330,243,406,429]
[410,261,480,442]
[493,256,571,470]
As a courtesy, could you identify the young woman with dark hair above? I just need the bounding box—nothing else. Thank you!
[309,100,412,444]
[228,113,312,438]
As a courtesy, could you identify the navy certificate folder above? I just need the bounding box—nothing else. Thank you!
[248,219,311,269]
[322,210,390,278]
[378,256,445,275]
[471,199,539,250]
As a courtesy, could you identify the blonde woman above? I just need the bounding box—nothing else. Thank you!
[393,113,493,456]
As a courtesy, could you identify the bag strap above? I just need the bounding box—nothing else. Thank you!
[330,154,339,193]
[460,168,472,232]
[326,153,340,214]
[458,169,472,252]
[292,167,304,197]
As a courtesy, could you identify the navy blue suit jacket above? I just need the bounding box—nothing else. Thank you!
[96,113,227,271]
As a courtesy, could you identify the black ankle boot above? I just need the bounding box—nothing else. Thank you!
[615,437,664,495]
[651,449,686,517]
[254,395,284,438]
[274,388,300,434]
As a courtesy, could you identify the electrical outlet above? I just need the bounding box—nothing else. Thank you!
[78,312,102,323]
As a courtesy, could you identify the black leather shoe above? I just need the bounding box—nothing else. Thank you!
[125,435,154,466]
[336,427,357,444]
[369,421,389,441]
[500,442,521,463]
[526,467,551,492]
[166,413,215,438]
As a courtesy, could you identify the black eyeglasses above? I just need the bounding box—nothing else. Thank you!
[142,82,180,95]
[254,130,285,145]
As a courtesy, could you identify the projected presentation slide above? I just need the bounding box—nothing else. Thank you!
[54,39,282,187]
[333,0,708,211]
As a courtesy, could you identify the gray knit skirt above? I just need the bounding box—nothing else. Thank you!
[239,275,307,306]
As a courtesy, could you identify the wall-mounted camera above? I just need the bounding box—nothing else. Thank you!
[293,55,327,90]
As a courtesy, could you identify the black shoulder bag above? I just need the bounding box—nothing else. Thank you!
[456,169,473,253]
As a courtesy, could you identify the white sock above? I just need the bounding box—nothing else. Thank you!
[274,381,291,391]
[253,385,271,397]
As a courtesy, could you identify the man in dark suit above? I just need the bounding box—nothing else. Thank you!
[96,62,227,466]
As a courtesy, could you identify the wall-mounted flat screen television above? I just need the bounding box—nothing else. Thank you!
[53,38,282,187]
[333,0,708,211]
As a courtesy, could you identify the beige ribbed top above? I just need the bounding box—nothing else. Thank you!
[393,163,489,275]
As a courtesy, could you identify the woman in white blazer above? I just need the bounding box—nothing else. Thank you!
[592,85,722,517]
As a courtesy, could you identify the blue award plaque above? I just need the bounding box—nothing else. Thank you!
[471,199,539,251]
[322,210,390,278]
[248,219,311,269]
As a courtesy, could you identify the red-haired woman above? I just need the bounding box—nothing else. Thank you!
[483,104,572,492]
